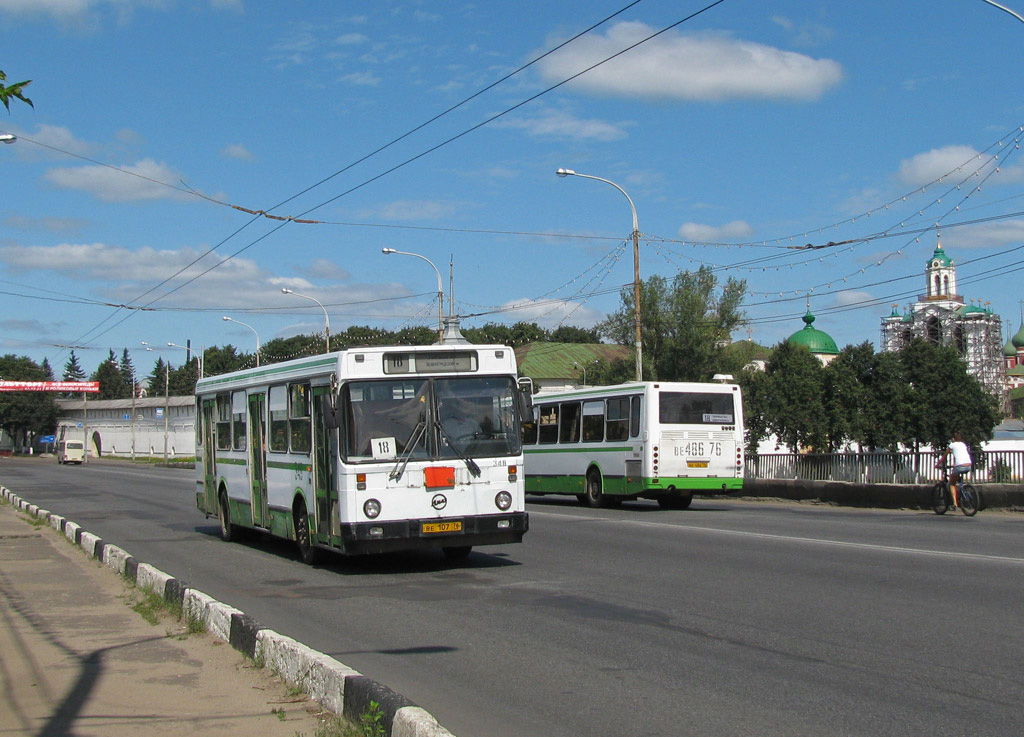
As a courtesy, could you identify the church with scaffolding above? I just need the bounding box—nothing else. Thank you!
[880,240,1005,399]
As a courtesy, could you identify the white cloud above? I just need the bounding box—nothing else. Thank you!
[896,144,1024,187]
[833,290,875,308]
[537,22,843,102]
[44,158,191,202]
[484,298,604,328]
[677,220,753,242]
[366,199,458,221]
[497,109,628,141]
[941,219,1024,249]
[221,143,255,160]
[335,32,368,46]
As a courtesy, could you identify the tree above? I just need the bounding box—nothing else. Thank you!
[548,325,601,344]
[597,266,746,381]
[91,349,130,399]
[0,355,57,446]
[822,342,874,452]
[147,357,169,397]
[0,70,33,112]
[169,359,199,396]
[202,345,245,377]
[751,341,827,452]
[63,351,86,382]
[119,348,137,395]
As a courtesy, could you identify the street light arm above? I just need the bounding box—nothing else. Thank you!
[556,169,638,234]
[382,247,446,343]
[281,289,330,351]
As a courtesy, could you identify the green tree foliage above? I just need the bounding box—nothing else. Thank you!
[0,70,33,112]
[62,351,86,382]
[0,354,57,443]
[202,345,246,376]
[91,349,130,399]
[146,357,169,397]
[119,348,137,394]
[169,359,199,396]
[742,338,999,453]
[597,267,746,381]
[549,325,602,344]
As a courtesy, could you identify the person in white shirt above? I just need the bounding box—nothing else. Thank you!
[944,432,972,508]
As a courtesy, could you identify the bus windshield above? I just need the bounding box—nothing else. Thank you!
[659,391,735,425]
[342,376,521,462]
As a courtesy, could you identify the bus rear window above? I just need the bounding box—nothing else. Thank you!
[659,392,734,425]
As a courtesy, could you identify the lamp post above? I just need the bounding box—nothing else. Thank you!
[222,316,261,366]
[0,134,16,144]
[557,168,643,382]
[381,248,444,343]
[143,344,170,462]
[981,0,1024,23]
[573,359,597,387]
[281,289,330,352]
[168,341,203,378]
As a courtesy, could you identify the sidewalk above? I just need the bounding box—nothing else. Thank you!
[0,497,330,737]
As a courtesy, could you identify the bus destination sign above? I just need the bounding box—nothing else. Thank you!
[384,351,477,375]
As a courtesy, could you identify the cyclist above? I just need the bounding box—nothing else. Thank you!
[942,432,973,509]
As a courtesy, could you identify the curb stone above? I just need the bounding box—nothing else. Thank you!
[0,484,457,737]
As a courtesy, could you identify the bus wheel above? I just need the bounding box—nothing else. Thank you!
[584,470,613,509]
[218,492,235,542]
[294,502,321,565]
[658,492,693,510]
[443,545,473,560]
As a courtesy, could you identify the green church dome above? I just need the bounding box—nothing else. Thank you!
[1013,321,1024,349]
[927,243,953,268]
[1004,338,1018,358]
[788,309,839,355]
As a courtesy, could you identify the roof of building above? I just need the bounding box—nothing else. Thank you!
[514,342,631,379]
[1012,321,1024,349]
[1004,338,1018,358]
[927,242,953,268]
[787,309,839,355]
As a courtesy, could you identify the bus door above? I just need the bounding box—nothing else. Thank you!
[202,399,217,510]
[312,386,337,539]
[625,394,644,494]
[248,392,269,528]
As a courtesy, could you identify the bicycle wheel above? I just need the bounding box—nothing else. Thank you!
[931,482,949,515]
[958,483,979,517]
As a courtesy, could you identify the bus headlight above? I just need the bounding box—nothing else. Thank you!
[363,499,382,519]
[495,491,513,511]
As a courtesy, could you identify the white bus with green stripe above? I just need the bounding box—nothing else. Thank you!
[195,344,530,561]
[523,381,744,509]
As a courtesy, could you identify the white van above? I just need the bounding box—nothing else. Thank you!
[57,440,86,464]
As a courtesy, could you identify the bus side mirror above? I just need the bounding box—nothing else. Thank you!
[518,388,533,420]
[322,392,341,430]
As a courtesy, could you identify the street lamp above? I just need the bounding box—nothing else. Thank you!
[143,344,170,462]
[573,359,597,387]
[281,288,330,352]
[168,341,203,378]
[381,248,444,343]
[557,168,643,382]
[0,134,16,144]
[222,316,261,366]
[981,0,1024,23]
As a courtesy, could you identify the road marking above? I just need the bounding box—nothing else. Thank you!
[530,509,1024,565]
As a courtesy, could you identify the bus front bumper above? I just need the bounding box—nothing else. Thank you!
[338,511,528,555]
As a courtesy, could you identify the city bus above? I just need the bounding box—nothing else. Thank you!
[194,343,530,561]
[522,381,744,509]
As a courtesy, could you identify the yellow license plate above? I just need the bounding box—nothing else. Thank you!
[687,461,709,468]
[422,521,463,534]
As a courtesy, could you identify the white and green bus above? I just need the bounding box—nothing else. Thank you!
[195,344,530,561]
[522,381,744,509]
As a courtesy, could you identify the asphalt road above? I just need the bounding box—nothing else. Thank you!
[3,456,1023,737]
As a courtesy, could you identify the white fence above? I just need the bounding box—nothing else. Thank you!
[745,450,1024,484]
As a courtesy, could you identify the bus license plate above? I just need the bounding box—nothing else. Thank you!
[422,521,463,534]
[687,461,709,468]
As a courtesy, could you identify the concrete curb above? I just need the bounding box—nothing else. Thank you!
[0,484,456,737]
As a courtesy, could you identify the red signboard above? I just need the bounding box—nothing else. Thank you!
[0,381,101,393]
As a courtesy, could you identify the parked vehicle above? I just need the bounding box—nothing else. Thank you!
[57,440,85,464]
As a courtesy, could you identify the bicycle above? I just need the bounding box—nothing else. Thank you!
[931,464,979,516]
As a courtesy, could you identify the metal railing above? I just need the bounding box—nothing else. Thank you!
[745,450,1024,484]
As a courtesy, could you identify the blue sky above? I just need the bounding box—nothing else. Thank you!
[2,0,1024,376]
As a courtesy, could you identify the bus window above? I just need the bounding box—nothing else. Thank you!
[195,399,203,447]
[606,397,629,441]
[269,385,288,452]
[435,376,522,458]
[216,394,231,450]
[659,392,735,425]
[342,379,429,461]
[232,391,247,451]
[630,396,641,438]
[521,405,539,445]
[290,383,311,454]
[538,404,559,444]
[581,400,604,442]
[559,402,581,443]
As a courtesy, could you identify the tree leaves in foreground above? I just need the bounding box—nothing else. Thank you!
[0,70,33,112]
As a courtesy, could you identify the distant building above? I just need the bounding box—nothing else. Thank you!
[880,240,1004,398]
[787,308,839,365]
[1002,312,1024,393]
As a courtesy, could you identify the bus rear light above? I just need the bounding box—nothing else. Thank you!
[357,473,367,491]
[495,491,513,511]
[363,498,381,519]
